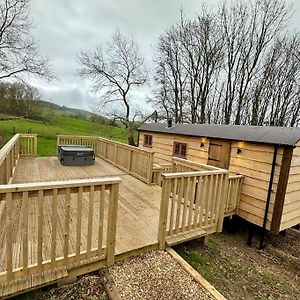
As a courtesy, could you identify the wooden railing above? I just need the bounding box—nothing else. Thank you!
[158,169,229,249]
[171,157,221,172]
[19,134,37,156]
[152,163,172,186]
[56,135,154,184]
[152,157,219,185]
[225,175,243,216]
[0,135,19,184]
[57,135,97,152]
[96,137,154,184]
[0,177,120,284]
[0,134,37,184]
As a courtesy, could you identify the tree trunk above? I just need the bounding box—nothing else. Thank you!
[127,128,136,146]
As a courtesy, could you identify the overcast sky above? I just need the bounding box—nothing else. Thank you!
[28,0,300,112]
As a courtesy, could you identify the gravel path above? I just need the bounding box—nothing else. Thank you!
[109,251,215,300]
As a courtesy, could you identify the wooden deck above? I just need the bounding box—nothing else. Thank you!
[0,156,161,274]
[0,134,240,298]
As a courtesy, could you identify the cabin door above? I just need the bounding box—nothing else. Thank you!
[208,139,231,169]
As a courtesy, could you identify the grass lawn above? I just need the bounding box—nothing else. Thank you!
[0,115,129,156]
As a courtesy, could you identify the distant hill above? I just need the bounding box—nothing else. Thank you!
[38,100,100,120]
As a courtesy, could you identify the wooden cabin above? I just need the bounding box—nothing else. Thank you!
[138,122,300,234]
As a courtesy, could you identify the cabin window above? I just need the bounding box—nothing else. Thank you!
[173,142,187,158]
[144,134,153,147]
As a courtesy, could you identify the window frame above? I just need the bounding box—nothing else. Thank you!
[143,134,153,148]
[173,142,187,159]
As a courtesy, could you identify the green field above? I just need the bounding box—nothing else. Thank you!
[0,115,129,156]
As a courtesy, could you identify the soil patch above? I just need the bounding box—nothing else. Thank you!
[175,227,300,300]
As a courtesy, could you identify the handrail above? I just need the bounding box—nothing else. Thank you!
[97,136,154,154]
[163,169,229,179]
[171,157,221,171]
[0,134,20,165]
[0,177,121,193]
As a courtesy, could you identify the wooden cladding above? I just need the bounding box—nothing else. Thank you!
[0,177,121,283]
[173,142,187,159]
[143,134,153,148]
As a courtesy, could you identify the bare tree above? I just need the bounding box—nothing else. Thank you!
[152,0,297,128]
[153,25,187,123]
[0,0,51,80]
[78,29,148,145]
[0,81,41,116]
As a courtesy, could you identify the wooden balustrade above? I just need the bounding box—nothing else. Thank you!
[158,169,229,249]
[225,175,243,216]
[171,157,221,172]
[56,135,154,184]
[0,135,20,184]
[152,157,219,186]
[0,134,37,185]
[0,177,121,284]
[152,163,172,186]
[97,137,154,184]
[19,134,37,156]
[57,135,98,152]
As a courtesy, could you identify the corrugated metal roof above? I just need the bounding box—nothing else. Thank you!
[138,123,300,146]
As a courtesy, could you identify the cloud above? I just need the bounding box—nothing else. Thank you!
[28,0,300,112]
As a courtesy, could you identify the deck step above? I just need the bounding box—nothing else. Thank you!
[166,228,207,246]
[0,267,68,299]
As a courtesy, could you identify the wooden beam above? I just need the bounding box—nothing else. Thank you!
[270,146,293,233]
[106,184,119,266]
[167,247,227,300]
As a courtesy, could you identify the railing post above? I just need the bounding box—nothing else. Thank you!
[217,173,229,232]
[128,149,132,172]
[56,135,60,155]
[33,134,37,156]
[158,176,171,250]
[114,144,117,164]
[147,152,154,185]
[106,183,119,267]
[105,141,108,159]
[236,177,243,214]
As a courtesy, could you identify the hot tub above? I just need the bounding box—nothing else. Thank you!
[58,145,95,166]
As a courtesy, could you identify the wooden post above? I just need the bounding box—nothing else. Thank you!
[128,149,132,172]
[33,134,37,156]
[217,173,229,232]
[22,191,29,274]
[56,136,60,155]
[158,176,171,250]
[106,183,119,267]
[147,152,154,185]
[235,177,243,214]
[6,192,13,280]
[37,190,43,271]
[114,144,117,164]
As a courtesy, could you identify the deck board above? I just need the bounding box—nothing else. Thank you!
[0,157,162,274]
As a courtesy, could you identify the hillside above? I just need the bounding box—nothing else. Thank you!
[0,114,128,156]
[38,100,103,120]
